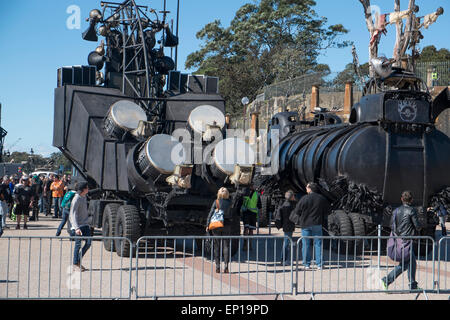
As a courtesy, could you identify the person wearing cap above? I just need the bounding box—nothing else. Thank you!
[50,175,65,219]
[13,176,34,230]
[56,184,77,237]
[70,182,91,271]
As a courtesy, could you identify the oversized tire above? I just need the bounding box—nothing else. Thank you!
[102,204,120,252]
[328,210,354,253]
[328,210,353,236]
[258,195,270,228]
[348,212,366,253]
[114,205,142,258]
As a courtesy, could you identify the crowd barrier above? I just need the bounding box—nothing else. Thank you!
[295,236,438,299]
[0,236,133,300]
[135,236,294,299]
[0,235,448,300]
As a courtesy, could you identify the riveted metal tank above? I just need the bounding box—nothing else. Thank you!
[263,69,450,240]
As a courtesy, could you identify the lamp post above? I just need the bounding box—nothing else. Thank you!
[242,97,250,130]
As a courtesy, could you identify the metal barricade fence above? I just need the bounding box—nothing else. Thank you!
[134,236,294,299]
[295,236,436,298]
[0,236,133,300]
[437,236,449,294]
[1,235,448,300]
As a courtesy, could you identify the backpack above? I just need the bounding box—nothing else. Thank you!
[61,191,76,209]
[387,208,412,262]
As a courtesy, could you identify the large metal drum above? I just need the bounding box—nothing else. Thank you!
[137,134,186,181]
[273,122,450,207]
[188,105,225,135]
[104,100,147,138]
[211,138,256,181]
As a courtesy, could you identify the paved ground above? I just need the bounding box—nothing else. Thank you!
[0,214,448,300]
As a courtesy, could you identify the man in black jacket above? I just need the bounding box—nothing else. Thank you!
[381,191,422,290]
[275,190,297,265]
[13,176,34,230]
[292,182,330,270]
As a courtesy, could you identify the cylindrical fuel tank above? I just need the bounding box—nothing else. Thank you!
[274,124,450,207]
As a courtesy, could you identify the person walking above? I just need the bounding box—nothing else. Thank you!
[275,190,297,266]
[70,182,91,272]
[13,176,34,230]
[206,187,233,274]
[292,182,330,270]
[56,184,76,237]
[241,186,261,251]
[50,175,65,219]
[381,191,422,291]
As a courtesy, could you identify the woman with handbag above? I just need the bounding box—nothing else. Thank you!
[206,188,233,274]
[382,191,422,291]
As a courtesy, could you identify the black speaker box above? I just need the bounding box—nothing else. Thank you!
[72,66,83,85]
[180,74,189,94]
[57,67,73,87]
[168,71,181,91]
[205,76,219,94]
[187,75,205,94]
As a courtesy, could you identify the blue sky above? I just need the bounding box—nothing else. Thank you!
[0,0,448,157]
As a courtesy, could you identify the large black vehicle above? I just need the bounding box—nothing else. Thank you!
[258,62,450,249]
[53,0,255,257]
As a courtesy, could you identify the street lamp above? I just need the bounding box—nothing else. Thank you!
[242,97,250,130]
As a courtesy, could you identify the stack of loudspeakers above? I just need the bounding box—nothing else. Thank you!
[168,71,219,94]
[57,66,97,87]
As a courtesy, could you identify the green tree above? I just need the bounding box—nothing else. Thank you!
[186,0,350,115]
[417,45,450,62]
[330,62,370,91]
[49,152,72,172]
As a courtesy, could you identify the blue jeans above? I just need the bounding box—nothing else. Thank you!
[39,196,44,213]
[0,202,4,236]
[73,226,92,265]
[280,232,293,263]
[302,225,323,267]
[53,197,62,217]
[56,208,70,235]
[383,250,418,289]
